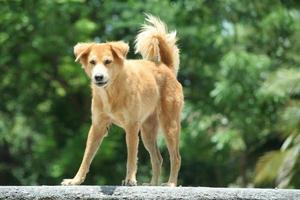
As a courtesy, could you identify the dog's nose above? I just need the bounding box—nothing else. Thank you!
[94,74,104,82]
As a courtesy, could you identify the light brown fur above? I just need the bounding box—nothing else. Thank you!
[61,15,183,187]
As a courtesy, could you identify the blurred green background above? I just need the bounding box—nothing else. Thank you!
[1,0,300,188]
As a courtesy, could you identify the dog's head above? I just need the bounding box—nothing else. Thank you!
[74,41,129,87]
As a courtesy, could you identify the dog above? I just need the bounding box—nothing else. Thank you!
[61,15,183,187]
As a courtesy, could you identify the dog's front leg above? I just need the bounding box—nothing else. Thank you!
[122,123,140,186]
[61,121,109,185]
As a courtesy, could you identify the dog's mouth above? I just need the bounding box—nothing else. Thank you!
[95,81,108,87]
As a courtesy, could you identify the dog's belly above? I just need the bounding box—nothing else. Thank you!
[107,101,157,129]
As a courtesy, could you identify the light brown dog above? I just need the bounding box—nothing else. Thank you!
[61,15,183,187]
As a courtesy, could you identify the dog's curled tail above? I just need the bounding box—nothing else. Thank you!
[135,14,180,76]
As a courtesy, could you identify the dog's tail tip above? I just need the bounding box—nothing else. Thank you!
[135,15,180,76]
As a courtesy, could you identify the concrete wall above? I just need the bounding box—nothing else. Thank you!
[0,186,300,200]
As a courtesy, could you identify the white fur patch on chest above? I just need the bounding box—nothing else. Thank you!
[97,88,111,112]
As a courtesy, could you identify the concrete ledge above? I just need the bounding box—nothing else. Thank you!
[0,186,299,200]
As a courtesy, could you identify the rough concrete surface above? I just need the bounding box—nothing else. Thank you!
[0,186,299,200]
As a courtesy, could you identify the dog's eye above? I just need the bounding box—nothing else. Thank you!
[104,59,112,65]
[89,60,96,65]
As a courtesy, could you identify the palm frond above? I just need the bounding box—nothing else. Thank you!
[260,68,300,98]
[276,141,300,188]
[279,101,300,136]
[254,151,286,185]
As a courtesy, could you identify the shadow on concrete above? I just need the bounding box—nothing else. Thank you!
[99,185,118,196]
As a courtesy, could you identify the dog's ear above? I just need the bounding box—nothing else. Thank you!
[74,43,94,64]
[109,41,129,61]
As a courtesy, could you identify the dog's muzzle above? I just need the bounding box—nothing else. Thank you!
[93,74,108,87]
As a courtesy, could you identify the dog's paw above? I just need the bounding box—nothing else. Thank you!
[161,182,176,187]
[61,178,83,186]
[122,179,137,186]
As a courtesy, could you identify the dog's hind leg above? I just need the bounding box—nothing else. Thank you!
[141,111,163,186]
[159,87,183,187]
[160,118,181,187]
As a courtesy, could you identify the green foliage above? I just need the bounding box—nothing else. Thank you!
[1,0,300,188]
[255,68,300,188]
[261,69,300,99]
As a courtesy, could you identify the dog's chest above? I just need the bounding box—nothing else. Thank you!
[98,89,123,115]
[98,89,112,112]
[97,88,126,126]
